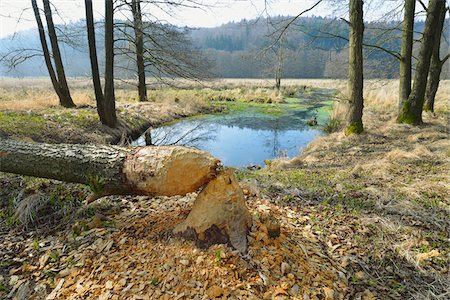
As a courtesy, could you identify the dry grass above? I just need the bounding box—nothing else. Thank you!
[1,77,448,112]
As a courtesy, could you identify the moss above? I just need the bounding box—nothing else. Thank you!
[345,120,363,135]
[397,101,419,124]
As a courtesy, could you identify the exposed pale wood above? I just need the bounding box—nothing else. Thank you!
[173,170,252,253]
[0,140,252,252]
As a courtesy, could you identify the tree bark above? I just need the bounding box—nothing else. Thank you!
[85,0,107,124]
[424,3,447,112]
[346,0,364,134]
[398,0,415,112]
[42,0,75,108]
[397,0,444,124]
[31,0,63,104]
[0,140,252,252]
[104,0,117,128]
[131,0,148,102]
[275,36,284,92]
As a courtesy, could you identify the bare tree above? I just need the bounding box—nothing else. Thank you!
[131,0,148,101]
[274,36,285,91]
[42,0,75,108]
[113,0,212,88]
[85,0,106,124]
[103,0,117,128]
[29,0,76,107]
[398,0,415,113]
[424,4,449,112]
[345,0,364,134]
[31,0,62,104]
[397,0,445,124]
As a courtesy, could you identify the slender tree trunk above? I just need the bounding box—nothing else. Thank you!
[131,0,148,102]
[346,0,364,134]
[0,140,252,253]
[31,0,64,104]
[42,0,75,108]
[85,0,107,124]
[397,0,444,124]
[398,0,415,112]
[275,37,284,92]
[424,3,447,112]
[104,0,117,128]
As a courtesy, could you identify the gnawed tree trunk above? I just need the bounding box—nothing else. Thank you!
[424,3,448,113]
[42,0,75,108]
[398,0,415,112]
[174,169,252,252]
[0,140,252,253]
[397,0,444,124]
[345,0,364,134]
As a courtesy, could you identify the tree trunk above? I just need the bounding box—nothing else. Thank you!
[346,0,364,135]
[85,0,107,124]
[131,0,148,102]
[424,3,447,112]
[104,0,117,128]
[397,0,444,124]
[42,0,75,108]
[275,36,284,92]
[0,140,252,253]
[398,0,415,112]
[31,0,63,104]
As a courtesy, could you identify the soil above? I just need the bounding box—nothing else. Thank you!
[0,102,448,299]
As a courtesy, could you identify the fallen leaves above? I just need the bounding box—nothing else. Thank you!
[416,249,440,262]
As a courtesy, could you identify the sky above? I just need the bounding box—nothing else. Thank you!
[0,0,415,39]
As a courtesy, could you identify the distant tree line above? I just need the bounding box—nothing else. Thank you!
[2,16,447,80]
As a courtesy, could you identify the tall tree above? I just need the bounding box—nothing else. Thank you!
[424,4,449,112]
[42,0,75,108]
[84,0,106,124]
[31,0,62,102]
[398,0,415,113]
[103,0,118,128]
[345,0,364,134]
[397,0,445,124]
[131,0,148,102]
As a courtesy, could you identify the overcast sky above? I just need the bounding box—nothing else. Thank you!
[0,0,418,39]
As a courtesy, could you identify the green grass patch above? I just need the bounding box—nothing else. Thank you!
[0,111,47,135]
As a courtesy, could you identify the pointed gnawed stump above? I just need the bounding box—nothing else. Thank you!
[173,169,252,253]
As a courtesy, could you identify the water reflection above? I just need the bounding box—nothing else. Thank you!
[133,111,325,167]
[133,88,334,166]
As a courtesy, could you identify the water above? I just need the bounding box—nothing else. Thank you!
[133,89,334,167]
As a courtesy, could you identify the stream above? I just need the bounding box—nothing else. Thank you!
[132,88,335,167]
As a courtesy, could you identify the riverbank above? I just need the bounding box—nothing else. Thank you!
[1,78,449,299]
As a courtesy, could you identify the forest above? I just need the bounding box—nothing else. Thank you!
[2,16,448,80]
[0,0,449,299]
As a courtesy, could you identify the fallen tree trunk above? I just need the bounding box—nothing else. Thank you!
[0,139,220,197]
[0,139,252,252]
